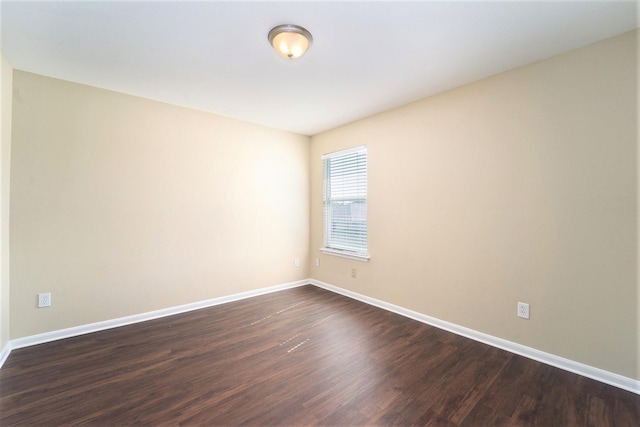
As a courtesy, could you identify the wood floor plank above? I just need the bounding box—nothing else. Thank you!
[1,285,638,425]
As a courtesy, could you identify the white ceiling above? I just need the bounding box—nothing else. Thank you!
[1,1,638,136]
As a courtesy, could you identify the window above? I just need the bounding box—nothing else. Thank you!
[321,146,368,261]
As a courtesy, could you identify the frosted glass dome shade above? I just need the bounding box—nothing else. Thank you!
[268,25,313,59]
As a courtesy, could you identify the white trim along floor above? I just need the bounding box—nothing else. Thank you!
[1,279,638,395]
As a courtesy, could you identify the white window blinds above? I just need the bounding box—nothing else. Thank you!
[322,146,368,259]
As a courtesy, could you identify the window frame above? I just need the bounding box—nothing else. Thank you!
[320,145,369,262]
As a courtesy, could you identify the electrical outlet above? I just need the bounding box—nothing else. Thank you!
[38,292,51,308]
[351,268,357,278]
[517,302,529,319]
[315,258,320,267]
[294,258,300,267]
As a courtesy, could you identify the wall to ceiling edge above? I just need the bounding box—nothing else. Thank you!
[310,30,639,381]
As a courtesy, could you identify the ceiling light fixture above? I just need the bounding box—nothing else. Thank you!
[268,24,313,60]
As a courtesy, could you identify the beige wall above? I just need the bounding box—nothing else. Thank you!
[637,30,640,382]
[1,52,12,351]
[310,31,638,380]
[10,72,310,338]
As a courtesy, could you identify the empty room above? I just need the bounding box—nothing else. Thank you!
[0,1,639,425]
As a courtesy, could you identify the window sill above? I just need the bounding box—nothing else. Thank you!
[320,248,370,262]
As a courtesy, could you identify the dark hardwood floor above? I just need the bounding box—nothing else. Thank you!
[1,285,638,426]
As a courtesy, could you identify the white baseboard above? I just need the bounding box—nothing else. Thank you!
[1,279,308,367]
[309,279,640,395]
[2,278,638,396]
[0,341,11,368]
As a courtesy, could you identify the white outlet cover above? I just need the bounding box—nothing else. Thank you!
[294,258,300,267]
[38,292,51,308]
[517,302,529,319]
